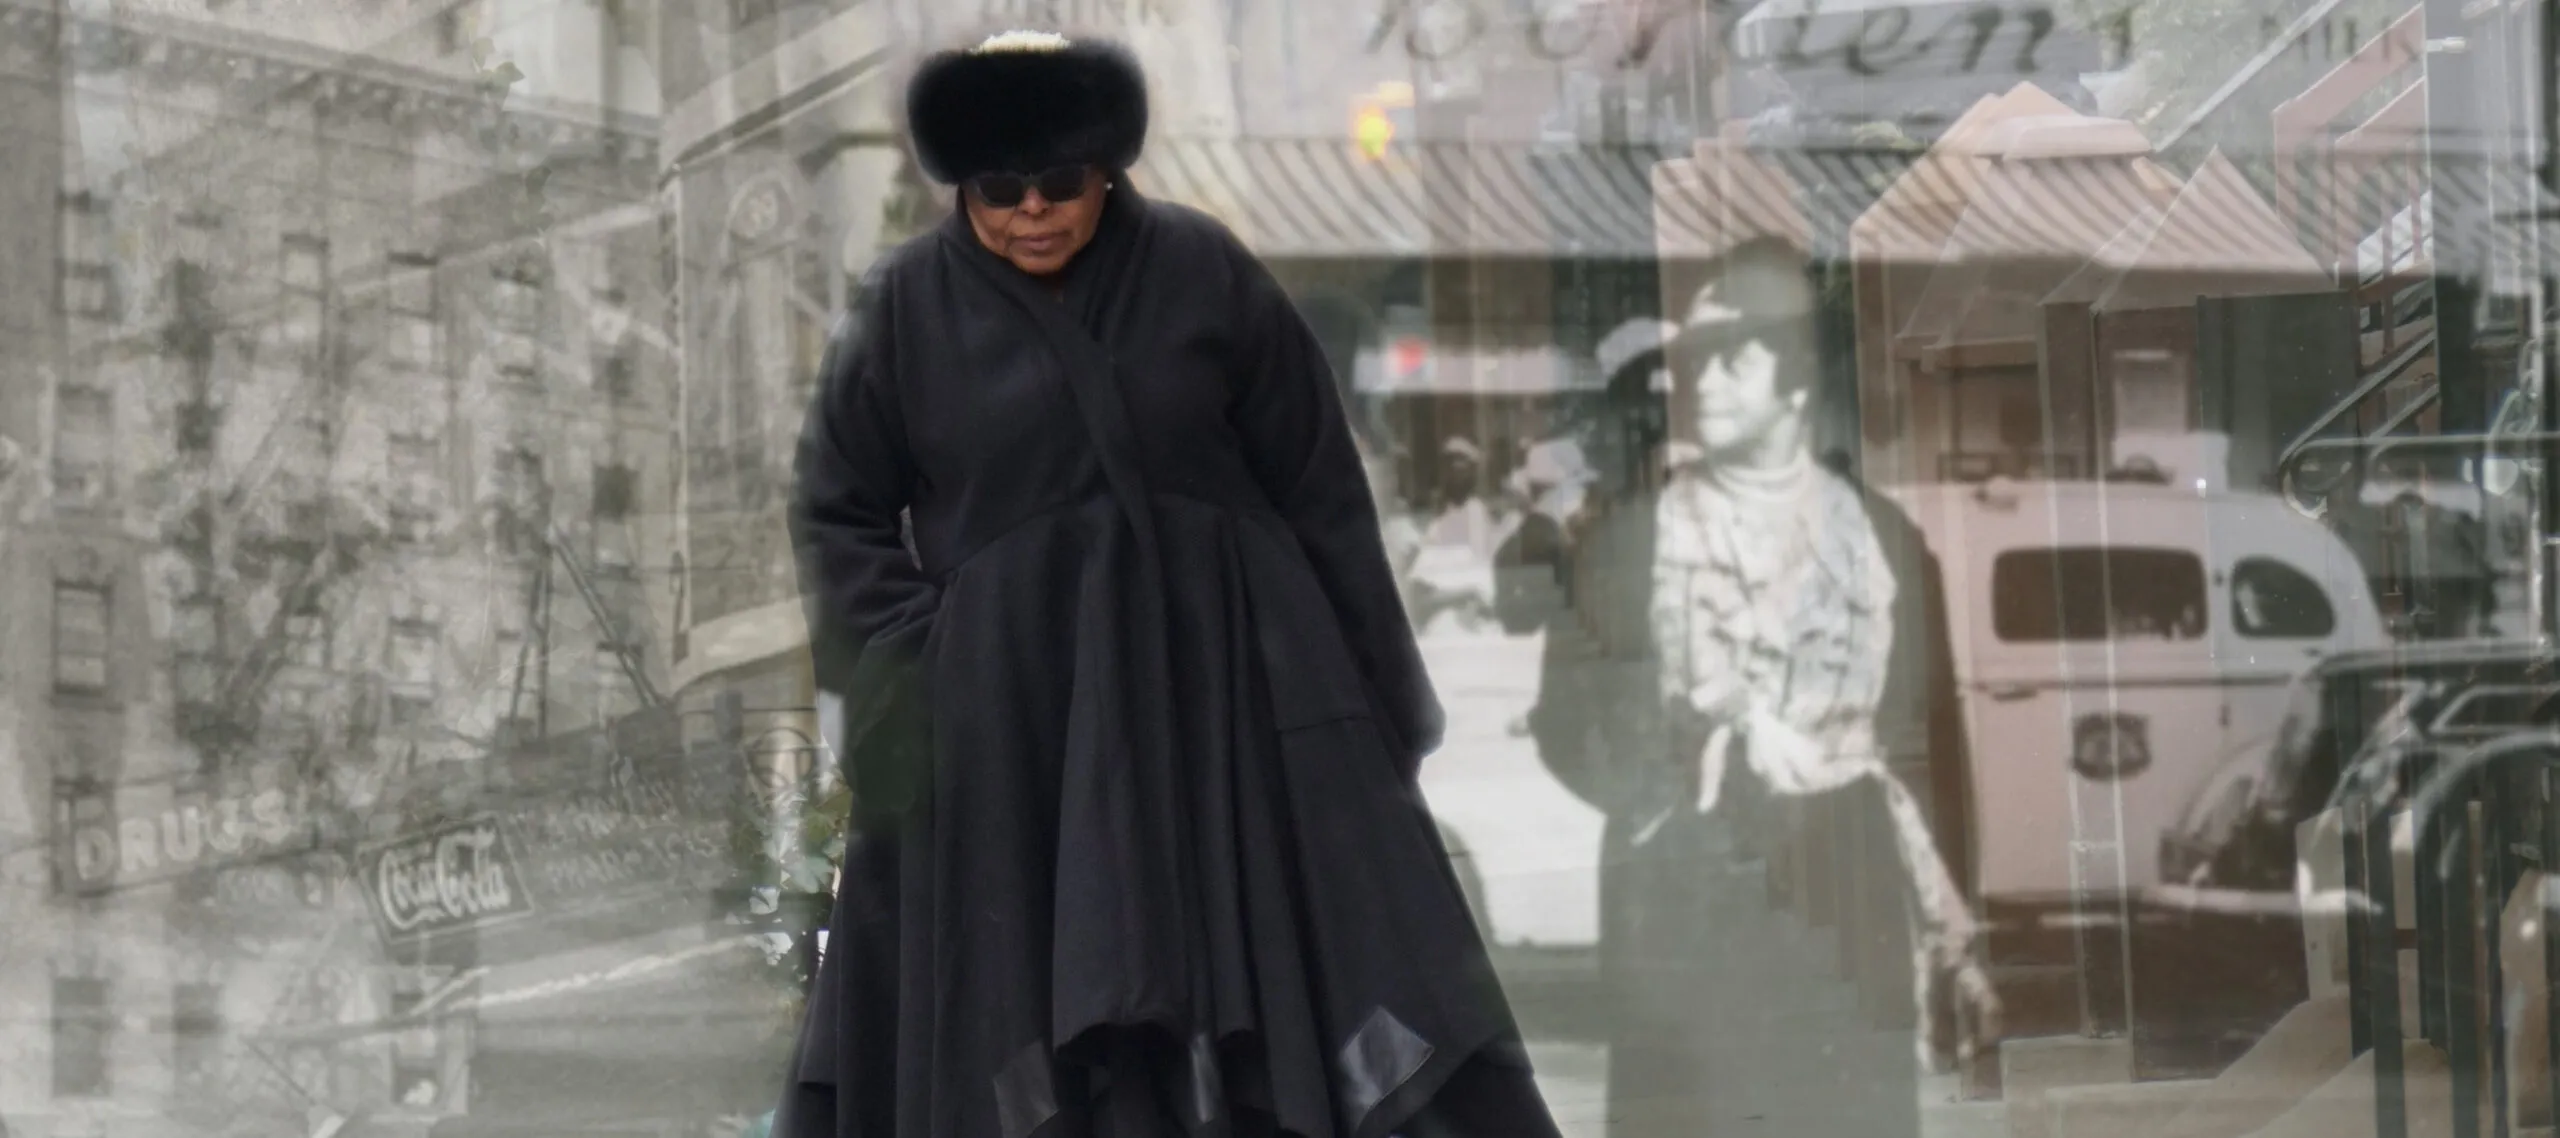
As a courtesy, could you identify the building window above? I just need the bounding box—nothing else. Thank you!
[387,689,434,729]
[52,976,111,1097]
[285,611,328,670]
[437,0,476,53]
[172,596,223,706]
[387,429,442,499]
[387,619,439,686]
[386,252,439,370]
[490,506,539,559]
[294,400,335,457]
[280,234,327,292]
[489,446,545,558]
[173,982,223,1084]
[596,345,637,400]
[489,267,543,331]
[491,446,543,508]
[172,597,221,656]
[269,683,321,751]
[495,713,538,747]
[64,263,119,321]
[493,334,541,383]
[492,604,526,656]
[52,384,112,501]
[176,399,220,455]
[62,191,118,322]
[591,519,637,577]
[591,464,637,521]
[285,498,327,540]
[174,658,220,707]
[388,312,438,371]
[53,581,110,696]
[388,505,439,545]
[276,293,325,358]
[389,253,437,314]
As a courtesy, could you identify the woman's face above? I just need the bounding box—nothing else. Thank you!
[963,166,1107,277]
[1685,333,1804,458]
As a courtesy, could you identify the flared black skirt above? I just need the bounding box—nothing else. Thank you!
[774,498,1559,1138]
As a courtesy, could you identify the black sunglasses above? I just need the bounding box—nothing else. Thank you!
[965,165,1093,208]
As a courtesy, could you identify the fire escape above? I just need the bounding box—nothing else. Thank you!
[2264,0,2556,640]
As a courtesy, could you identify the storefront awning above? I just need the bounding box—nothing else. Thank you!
[1647,132,1916,259]
[1352,344,1597,395]
[1851,85,2083,262]
[2068,150,2329,312]
[1132,137,1671,260]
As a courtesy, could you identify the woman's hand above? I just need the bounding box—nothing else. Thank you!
[1686,673,1753,728]
[1924,936,2004,1073]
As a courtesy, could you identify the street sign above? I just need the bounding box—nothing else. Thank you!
[56,783,322,895]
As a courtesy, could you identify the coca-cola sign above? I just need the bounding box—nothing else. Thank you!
[360,818,535,943]
[352,756,735,955]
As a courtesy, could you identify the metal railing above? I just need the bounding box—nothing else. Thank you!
[2274,332,2444,514]
[2277,429,2558,519]
[2343,694,2560,1137]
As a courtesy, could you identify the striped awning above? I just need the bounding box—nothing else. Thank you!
[1132,137,1671,260]
[1124,125,2560,285]
[1647,139,1912,259]
[1131,132,1939,262]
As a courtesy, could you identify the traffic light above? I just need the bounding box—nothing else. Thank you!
[1352,81,1415,162]
[1354,106,1395,161]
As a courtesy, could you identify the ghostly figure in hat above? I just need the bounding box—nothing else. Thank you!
[1651,239,1994,1104]
[1651,238,1889,788]
[1496,241,1991,1133]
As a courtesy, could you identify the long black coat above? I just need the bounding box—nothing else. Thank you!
[777,188,1552,1138]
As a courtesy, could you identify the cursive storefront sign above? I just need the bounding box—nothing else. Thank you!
[1362,0,2113,79]
[57,785,319,895]
[360,818,534,942]
[1366,0,1703,69]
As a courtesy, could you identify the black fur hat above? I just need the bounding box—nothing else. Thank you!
[905,31,1150,184]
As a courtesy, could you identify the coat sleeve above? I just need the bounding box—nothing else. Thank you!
[1224,245,1445,773]
[790,280,941,822]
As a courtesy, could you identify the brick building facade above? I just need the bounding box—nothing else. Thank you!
[0,2,699,1135]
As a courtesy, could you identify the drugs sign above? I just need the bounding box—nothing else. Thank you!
[360,817,535,942]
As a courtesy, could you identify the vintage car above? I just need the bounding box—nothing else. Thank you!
[2158,639,2555,897]
[1885,478,2390,915]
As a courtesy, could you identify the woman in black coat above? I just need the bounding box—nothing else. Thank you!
[774,31,1559,1138]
